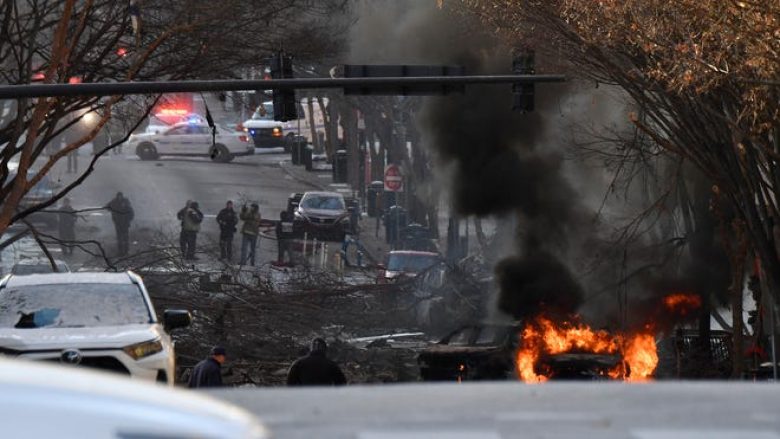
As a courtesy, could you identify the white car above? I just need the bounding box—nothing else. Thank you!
[241,102,289,148]
[0,358,269,438]
[129,122,253,162]
[145,112,207,135]
[0,272,191,385]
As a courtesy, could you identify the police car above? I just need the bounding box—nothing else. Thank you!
[128,121,253,162]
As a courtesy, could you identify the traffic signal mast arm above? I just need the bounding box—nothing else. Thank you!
[0,75,566,99]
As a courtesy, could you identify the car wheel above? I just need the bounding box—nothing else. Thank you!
[210,144,233,163]
[136,142,158,160]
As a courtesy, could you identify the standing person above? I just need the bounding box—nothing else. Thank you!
[176,200,191,256]
[66,149,78,174]
[286,338,347,386]
[188,346,226,388]
[181,201,204,260]
[216,201,238,261]
[239,203,262,266]
[275,210,293,265]
[106,192,134,256]
[58,198,77,256]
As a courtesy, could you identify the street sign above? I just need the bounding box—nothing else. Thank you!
[384,164,403,192]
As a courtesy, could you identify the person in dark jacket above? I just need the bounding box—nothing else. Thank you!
[188,346,226,388]
[176,200,192,256]
[275,210,293,265]
[105,192,134,256]
[180,201,204,260]
[58,198,77,256]
[287,338,347,386]
[216,201,238,261]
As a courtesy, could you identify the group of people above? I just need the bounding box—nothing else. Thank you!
[188,338,346,388]
[178,199,265,265]
[59,194,270,264]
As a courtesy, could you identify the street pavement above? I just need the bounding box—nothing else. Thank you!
[45,148,312,266]
[213,382,780,439]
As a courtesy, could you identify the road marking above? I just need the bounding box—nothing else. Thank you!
[496,411,602,422]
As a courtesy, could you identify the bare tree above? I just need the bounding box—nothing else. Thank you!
[0,0,347,237]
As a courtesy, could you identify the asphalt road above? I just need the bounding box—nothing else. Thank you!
[213,382,780,439]
[51,149,311,263]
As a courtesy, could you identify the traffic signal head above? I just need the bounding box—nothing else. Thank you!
[270,52,298,122]
[512,49,535,113]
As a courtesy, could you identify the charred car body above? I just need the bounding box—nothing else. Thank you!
[418,323,521,381]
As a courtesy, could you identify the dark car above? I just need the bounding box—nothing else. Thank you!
[293,191,351,242]
[418,323,521,381]
[381,250,442,282]
[535,353,622,381]
[10,170,60,228]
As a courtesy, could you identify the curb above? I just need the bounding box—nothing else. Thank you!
[278,160,328,191]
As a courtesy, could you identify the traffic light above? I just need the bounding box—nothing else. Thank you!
[269,52,297,122]
[512,49,535,113]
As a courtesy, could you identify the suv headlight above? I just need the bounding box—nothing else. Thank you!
[123,339,163,360]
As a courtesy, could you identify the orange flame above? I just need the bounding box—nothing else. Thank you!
[515,317,658,383]
[663,293,702,316]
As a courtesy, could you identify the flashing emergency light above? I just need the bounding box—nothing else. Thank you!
[157,108,189,116]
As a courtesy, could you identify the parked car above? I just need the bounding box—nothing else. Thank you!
[129,122,252,162]
[293,191,351,242]
[11,258,70,275]
[8,169,61,228]
[0,272,191,384]
[380,250,442,282]
[418,323,521,381]
[0,358,269,438]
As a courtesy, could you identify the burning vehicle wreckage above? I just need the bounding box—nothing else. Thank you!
[105,226,726,386]
[419,290,711,383]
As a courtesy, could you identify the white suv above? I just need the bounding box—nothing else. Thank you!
[0,272,191,385]
[129,122,253,162]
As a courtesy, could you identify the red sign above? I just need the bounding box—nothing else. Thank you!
[384,164,403,192]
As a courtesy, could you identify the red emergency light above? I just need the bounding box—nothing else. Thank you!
[157,108,189,116]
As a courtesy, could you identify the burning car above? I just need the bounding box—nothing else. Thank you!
[419,317,660,383]
[516,316,658,382]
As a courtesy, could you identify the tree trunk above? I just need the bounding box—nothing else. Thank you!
[318,96,336,161]
[306,97,320,153]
